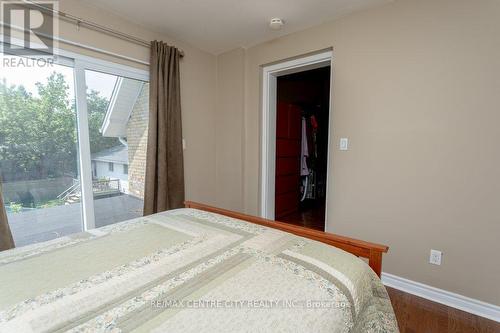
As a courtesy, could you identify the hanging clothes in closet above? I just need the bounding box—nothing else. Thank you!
[299,108,320,201]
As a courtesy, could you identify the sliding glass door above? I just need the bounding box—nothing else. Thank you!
[0,53,83,246]
[85,69,148,228]
[0,49,149,246]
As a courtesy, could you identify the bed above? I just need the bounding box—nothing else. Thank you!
[0,201,399,332]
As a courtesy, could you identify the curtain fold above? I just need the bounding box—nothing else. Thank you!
[143,40,185,215]
[0,179,15,251]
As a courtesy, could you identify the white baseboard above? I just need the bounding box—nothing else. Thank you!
[381,272,500,323]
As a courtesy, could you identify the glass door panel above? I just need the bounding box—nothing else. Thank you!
[0,53,83,246]
[84,69,148,227]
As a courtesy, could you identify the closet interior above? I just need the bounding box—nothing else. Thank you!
[275,66,331,231]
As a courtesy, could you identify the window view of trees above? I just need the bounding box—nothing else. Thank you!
[0,57,147,246]
[0,72,119,208]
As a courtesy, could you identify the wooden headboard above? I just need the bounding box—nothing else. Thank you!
[184,201,389,277]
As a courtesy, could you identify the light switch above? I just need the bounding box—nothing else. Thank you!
[182,139,186,150]
[340,138,348,151]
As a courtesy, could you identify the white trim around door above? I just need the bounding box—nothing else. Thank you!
[260,50,333,227]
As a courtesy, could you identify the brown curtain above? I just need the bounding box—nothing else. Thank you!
[143,41,185,215]
[0,179,15,251]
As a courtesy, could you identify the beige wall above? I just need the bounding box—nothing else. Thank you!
[216,0,500,305]
[214,48,245,211]
[46,0,500,306]
[57,0,218,206]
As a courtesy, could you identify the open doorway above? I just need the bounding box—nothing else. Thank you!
[275,67,330,231]
[261,50,332,232]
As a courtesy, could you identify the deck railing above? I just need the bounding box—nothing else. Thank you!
[57,179,122,201]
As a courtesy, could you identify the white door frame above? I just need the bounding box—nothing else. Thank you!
[74,60,96,230]
[71,55,147,231]
[260,50,333,228]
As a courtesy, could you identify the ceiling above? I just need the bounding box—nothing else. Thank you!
[80,0,392,54]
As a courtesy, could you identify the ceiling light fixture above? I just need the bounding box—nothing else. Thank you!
[269,18,284,30]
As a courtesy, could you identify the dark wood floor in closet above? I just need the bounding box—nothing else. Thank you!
[279,201,325,231]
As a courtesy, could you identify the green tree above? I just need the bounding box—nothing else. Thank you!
[0,72,118,182]
[87,89,119,153]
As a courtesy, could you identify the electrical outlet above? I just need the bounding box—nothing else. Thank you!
[429,249,442,265]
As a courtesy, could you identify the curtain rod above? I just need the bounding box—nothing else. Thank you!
[22,0,185,58]
[0,21,151,66]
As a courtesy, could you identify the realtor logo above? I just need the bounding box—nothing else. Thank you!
[1,0,58,56]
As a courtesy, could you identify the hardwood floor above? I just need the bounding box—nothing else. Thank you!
[279,199,325,231]
[386,287,500,333]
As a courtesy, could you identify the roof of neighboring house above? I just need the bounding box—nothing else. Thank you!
[91,145,128,164]
[100,77,145,138]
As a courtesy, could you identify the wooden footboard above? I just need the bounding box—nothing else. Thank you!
[184,201,389,277]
